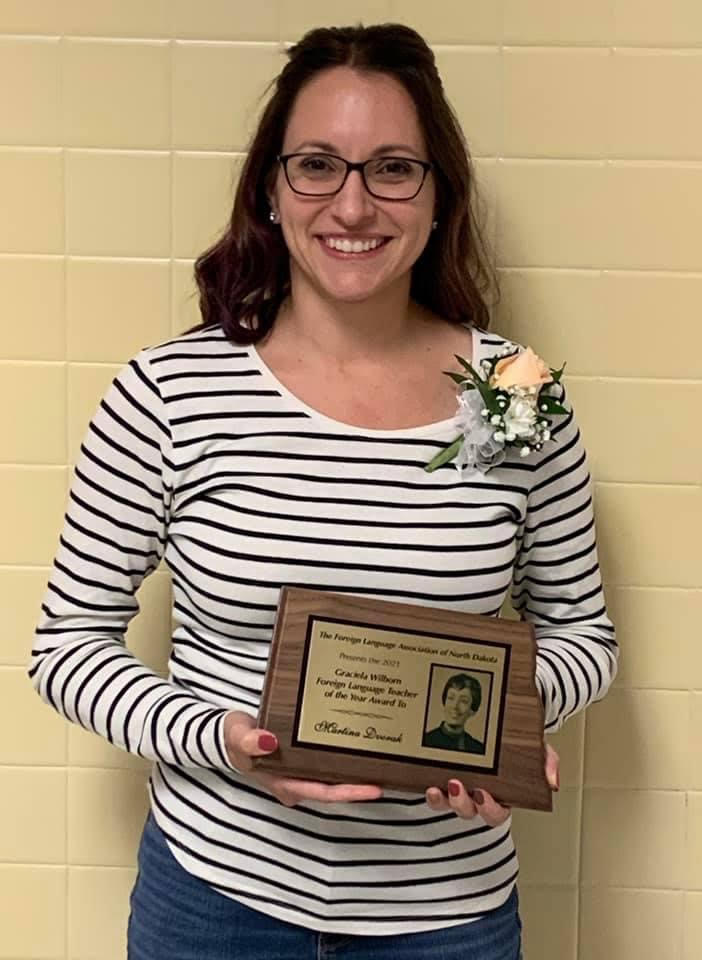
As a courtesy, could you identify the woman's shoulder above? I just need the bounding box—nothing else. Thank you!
[471,325,523,358]
[122,326,256,385]
[139,325,238,363]
[106,327,255,406]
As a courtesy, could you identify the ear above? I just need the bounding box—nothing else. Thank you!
[266,188,280,224]
[265,165,280,216]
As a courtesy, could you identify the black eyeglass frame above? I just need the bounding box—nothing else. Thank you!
[276,152,433,201]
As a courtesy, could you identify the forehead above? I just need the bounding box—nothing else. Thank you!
[283,66,426,155]
[447,686,470,699]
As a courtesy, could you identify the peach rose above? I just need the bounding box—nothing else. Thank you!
[490,347,552,390]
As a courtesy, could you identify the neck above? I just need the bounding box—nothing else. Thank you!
[281,264,424,366]
[441,722,464,736]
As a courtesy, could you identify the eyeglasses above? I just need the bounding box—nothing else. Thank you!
[277,152,432,201]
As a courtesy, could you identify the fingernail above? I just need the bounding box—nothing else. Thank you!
[470,789,485,805]
[258,733,277,752]
[448,780,461,797]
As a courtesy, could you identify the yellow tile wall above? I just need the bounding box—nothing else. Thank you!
[2,3,700,958]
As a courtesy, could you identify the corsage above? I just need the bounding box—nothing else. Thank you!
[425,345,567,475]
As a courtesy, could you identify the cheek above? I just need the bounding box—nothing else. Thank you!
[399,208,435,253]
[279,214,313,260]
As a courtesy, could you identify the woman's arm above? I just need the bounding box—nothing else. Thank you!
[28,350,234,770]
[511,384,618,733]
[426,385,615,821]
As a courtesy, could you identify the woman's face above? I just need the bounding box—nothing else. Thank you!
[444,685,474,728]
[272,66,436,305]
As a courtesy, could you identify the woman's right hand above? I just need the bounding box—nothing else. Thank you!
[223,711,383,807]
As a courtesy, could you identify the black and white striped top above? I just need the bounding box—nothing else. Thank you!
[30,325,617,934]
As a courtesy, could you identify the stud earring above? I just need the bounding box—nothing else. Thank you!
[269,210,280,223]
[431,220,438,231]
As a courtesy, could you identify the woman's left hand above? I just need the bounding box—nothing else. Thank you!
[425,742,559,825]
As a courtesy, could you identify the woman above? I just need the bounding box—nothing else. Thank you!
[423,673,485,754]
[29,23,617,959]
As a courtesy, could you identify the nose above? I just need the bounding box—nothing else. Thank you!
[330,168,376,226]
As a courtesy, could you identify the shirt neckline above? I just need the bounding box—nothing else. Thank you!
[248,324,480,438]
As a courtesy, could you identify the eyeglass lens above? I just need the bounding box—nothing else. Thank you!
[285,154,425,199]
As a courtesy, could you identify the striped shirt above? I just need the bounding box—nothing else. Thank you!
[30,325,617,934]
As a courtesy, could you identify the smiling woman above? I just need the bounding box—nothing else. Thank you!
[190,24,495,349]
[29,21,617,960]
[187,28,498,431]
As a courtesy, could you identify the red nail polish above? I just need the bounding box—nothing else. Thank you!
[448,781,461,797]
[470,789,485,805]
[258,733,277,751]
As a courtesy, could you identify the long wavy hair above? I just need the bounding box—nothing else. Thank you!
[188,23,497,344]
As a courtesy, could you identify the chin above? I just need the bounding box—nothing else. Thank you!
[318,271,400,304]
[328,288,380,304]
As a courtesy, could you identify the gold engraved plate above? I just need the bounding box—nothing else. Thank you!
[295,618,508,774]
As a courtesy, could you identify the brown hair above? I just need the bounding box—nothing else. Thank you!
[188,23,496,344]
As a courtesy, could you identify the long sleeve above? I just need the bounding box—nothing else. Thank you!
[511,386,618,733]
[28,349,234,770]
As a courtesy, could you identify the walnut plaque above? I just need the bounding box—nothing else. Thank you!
[253,587,552,811]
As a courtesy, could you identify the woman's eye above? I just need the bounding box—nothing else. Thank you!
[376,159,412,176]
[300,156,333,172]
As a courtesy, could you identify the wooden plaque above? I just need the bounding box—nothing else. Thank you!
[253,587,552,812]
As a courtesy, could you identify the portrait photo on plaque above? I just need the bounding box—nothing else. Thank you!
[421,667,491,757]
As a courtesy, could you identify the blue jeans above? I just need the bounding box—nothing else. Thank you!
[128,811,522,960]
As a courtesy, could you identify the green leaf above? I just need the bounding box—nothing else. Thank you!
[444,371,469,386]
[475,380,501,415]
[453,355,490,387]
[537,396,568,415]
[424,435,463,472]
[463,360,487,383]
[550,362,566,383]
[454,353,473,373]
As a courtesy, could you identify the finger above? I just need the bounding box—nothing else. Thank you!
[470,788,511,827]
[316,782,383,804]
[446,780,478,819]
[249,771,303,807]
[545,743,560,791]
[236,727,279,759]
[259,777,382,807]
[425,787,450,811]
[283,780,382,805]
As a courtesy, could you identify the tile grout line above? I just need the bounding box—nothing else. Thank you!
[8,30,702,52]
[59,30,70,960]
[169,36,176,335]
[575,710,589,959]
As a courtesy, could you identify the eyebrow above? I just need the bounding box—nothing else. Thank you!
[289,140,422,158]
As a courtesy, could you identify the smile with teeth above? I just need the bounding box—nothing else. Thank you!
[322,236,388,253]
